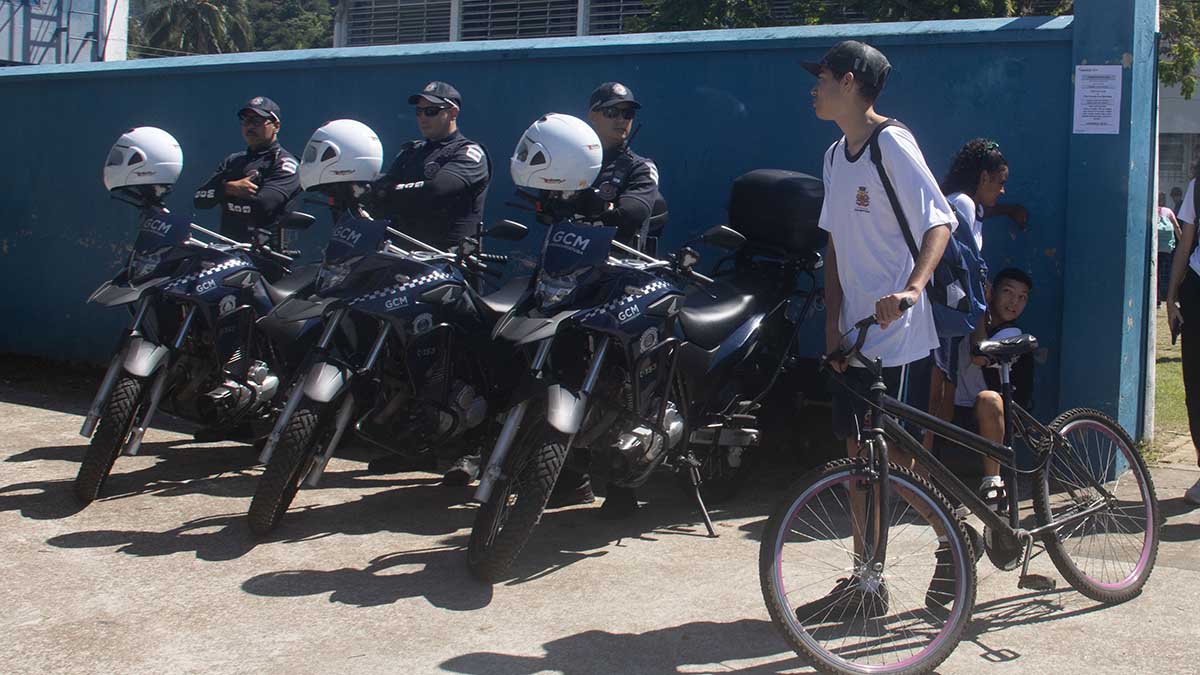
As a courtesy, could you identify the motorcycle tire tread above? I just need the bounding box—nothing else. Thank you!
[74,376,144,504]
[467,423,568,582]
[247,407,322,536]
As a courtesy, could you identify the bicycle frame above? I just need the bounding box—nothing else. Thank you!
[853,353,1122,571]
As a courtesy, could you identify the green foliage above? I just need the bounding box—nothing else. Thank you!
[247,0,333,52]
[141,0,254,54]
[627,0,775,32]
[1161,1,1199,100]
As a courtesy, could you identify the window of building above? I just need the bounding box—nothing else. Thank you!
[460,0,578,41]
[346,0,452,46]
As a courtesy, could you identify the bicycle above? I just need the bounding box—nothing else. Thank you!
[759,307,1162,674]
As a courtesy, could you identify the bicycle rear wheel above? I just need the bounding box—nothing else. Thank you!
[760,457,976,675]
[1033,408,1160,604]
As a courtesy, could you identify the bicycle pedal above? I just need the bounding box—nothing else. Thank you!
[1018,574,1056,592]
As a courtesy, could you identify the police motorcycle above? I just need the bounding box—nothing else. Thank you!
[247,120,528,535]
[76,127,319,504]
[465,115,827,581]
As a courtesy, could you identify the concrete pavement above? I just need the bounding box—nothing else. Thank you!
[0,373,1197,674]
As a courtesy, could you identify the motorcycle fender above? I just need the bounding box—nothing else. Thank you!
[546,384,586,434]
[89,277,168,307]
[302,362,351,403]
[122,337,169,377]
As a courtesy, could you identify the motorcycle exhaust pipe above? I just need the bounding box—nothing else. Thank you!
[304,393,355,487]
[474,338,553,503]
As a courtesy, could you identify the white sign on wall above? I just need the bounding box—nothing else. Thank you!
[1072,65,1123,135]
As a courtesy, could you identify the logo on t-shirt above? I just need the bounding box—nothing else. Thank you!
[855,186,871,212]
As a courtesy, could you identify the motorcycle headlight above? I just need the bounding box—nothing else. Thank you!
[317,257,360,293]
[536,270,584,310]
[129,247,168,281]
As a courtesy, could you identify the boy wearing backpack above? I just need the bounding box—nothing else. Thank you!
[804,41,956,460]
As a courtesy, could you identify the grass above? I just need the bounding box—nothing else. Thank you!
[1151,306,1192,463]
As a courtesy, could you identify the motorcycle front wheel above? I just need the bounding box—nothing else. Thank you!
[467,416,568,582]
[75,376,146,504]
[247,405,326,535]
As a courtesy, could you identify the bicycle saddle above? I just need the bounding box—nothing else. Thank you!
[974,334,1038,361]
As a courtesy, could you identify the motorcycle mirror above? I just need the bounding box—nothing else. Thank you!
[280,211,317,230]
[701,225,746,250]
[484,219,529,241]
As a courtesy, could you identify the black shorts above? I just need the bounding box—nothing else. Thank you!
[952,404,978,433]
[830,356,932,441]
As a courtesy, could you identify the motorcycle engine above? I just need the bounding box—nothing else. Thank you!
[607,400,684,488]
[427,379,488,439]
[197,360,278,422]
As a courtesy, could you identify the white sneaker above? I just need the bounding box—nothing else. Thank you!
[1185,478,1200,506]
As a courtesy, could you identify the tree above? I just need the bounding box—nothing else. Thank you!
[1161,0,1200,99]
[247,0,333,52]
[626,0,774,32]
[635,0,1200,100]
[141,0,253,55]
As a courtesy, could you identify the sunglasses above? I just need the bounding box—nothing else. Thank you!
[598,106,637,120]
[415,106,449,117]
[239,115,273,127]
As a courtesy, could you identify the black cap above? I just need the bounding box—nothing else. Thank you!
[800,40,892,90]
[589,82,641,111]
[238,96,281,123]
[408,81,462,108]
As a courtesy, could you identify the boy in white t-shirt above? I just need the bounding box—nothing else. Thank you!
[803,41,954,456]
[798,41,955,616]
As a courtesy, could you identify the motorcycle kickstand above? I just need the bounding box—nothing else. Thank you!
[687,464,718,538]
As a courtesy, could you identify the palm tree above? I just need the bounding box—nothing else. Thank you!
[141,0,253,55]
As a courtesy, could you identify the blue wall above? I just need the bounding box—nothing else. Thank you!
[0,13,1152,432]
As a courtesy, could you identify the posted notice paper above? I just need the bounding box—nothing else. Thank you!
[1072,65,1123,135]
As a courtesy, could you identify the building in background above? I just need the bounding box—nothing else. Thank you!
[1160,78,1200,207]
[1,0,127,65]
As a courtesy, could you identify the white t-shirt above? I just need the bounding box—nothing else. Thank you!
[819,125,957,367]
[1178,178,1200,276]
[955,326,1022,406]
[947,192,984,251]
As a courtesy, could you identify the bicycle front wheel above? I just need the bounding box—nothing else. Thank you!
[760,457,976,675]
[1033,408,1161,604]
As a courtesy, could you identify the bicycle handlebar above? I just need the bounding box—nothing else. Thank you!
[826,297,916,367]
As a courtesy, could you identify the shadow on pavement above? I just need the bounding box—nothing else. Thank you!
[440,618,803,674]
[42,473,477,562]
[241,544,495,611]
[960,587,1114,665]
[1158,496,1200,542]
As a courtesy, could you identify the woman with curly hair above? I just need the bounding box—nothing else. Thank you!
[926,138,1028,510]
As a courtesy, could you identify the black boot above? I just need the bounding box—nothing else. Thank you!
[442,453,481,486]
[599,483,638,519]
[548,468,596,508]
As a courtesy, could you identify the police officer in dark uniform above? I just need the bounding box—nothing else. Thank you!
[194,96,301,246]
[581,82,665,252]
[366,81,492,485]
[369,81,491,250]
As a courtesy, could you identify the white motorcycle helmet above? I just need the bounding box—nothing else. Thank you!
[299,119,384,190]
[103,126,183,192]
[510,113,602,192]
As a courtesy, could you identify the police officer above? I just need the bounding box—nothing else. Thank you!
[369,81,491,250]
[366,82,491,485]
[581,82,664,251]
[194,96,301,245]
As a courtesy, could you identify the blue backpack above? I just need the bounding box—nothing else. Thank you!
[867,120,988,338]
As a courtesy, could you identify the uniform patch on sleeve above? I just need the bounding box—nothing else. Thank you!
[464,145,484,164]
[646,161,659,185]
[279,159,298,175]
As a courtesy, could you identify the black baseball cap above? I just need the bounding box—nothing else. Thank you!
[589,82,641,110]
[238,96,281,123]
[408,81,462,108]
[800,40,892,90]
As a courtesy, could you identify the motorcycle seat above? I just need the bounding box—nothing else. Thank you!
[679,293,758,350]
[478,275,529,316]
[264,264,319,307]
